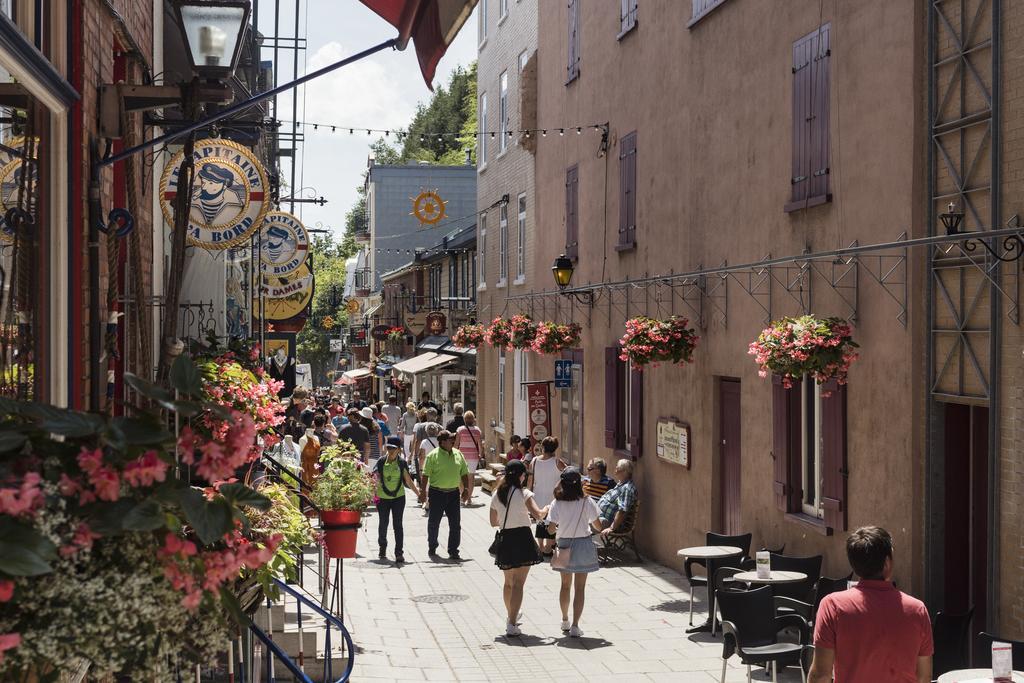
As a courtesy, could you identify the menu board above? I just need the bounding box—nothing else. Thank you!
[656,418,690,469]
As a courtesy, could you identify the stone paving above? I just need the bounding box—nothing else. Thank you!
[323,489,804,683]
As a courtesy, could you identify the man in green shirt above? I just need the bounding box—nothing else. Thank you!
[374,436,420,563]
[419,430,470,559]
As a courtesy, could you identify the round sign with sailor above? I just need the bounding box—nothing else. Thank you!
[159,138,270,250]
[259,211,309,277]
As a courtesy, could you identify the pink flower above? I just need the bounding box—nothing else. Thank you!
[181,589,203,610]
[60,522,101,557]
[0,632,21,664]
[76,447,104,473]
[0,580,13,602]
[123,450,170,488]
[0,472,43,517]
[89,467,121,501]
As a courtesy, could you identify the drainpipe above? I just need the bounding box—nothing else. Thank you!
[87,139,103,411]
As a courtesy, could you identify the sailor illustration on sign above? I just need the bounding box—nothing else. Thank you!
[265,225,295,263]
[191,162,245,226]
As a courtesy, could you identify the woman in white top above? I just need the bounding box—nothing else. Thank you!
[455,411,484,505]
[545,467,602,638]
[400,402,418,466]
[489,460,547,637]
[529,436,566,556]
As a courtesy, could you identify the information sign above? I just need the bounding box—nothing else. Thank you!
[554,359,572,388]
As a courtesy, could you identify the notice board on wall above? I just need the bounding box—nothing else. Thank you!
[656,417,690,469]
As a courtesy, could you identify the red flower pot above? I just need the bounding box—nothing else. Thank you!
[321,509,361,559]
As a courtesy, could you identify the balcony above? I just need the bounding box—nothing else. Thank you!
[353,226,370,243]
[354,267,372,297]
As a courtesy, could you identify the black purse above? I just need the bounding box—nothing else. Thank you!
[488,488,515,556]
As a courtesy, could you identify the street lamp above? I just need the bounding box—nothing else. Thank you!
[172,0,252,81]
[940,201,1024,265]
[551,254,594,305]
[939,202,963,236]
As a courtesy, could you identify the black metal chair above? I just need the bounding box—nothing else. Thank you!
[775,575,852,626]
[760,544,786,555]
[976,631,1024,668]
[769,553,823,603]
[716,586,808,683]
[800,644,815,678]
[711,566,747,635]
[931,608,973,677]
[685,532,752,626]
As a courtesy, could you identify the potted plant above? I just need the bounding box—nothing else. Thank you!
[531,322,582,354]
[452,323,486,348]
[484,317,513,349]
[748,314,859,394]
[508,314,538,350]
[311,448,376,559]
[619,316,699,369]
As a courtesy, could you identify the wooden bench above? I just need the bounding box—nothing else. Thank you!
[488,462,505,474]
[477,470,498,493]
[597,499,642,563]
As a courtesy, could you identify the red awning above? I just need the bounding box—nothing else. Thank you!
[359,0,477,88]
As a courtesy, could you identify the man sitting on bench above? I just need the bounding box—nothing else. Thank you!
[595,459,637,542]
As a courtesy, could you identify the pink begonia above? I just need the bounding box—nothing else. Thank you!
[161,532,198,558]
[181,589,203,610]
[0,632,21,663]
[60,522,101,558]
[177,425,196,465]
[0,580,13,602]
[0,472,43,517]
[123,450,170,488]
[89,467,121,502]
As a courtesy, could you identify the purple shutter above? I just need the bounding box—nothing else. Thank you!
[566,164,579,259]
[809,24,831,201]
[618,132,636,246]
[605,347,622,449]
[567,0,579,82]
[790,33,812,205]
[620,0,637,33]
[821,381,847,531]
[772,375,800,512]
[629,365,643,456]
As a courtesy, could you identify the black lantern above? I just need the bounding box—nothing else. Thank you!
[172,0,252,80]
[552,254,575,289]
[939,202,963,236]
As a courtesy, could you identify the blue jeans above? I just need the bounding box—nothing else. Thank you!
[426,488,461,553]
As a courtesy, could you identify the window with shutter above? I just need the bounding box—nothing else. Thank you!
[619,0,638,38]
[604,347,622,449]
[566,0,580,84]
[786,24,831,212]
[771,375,800,512]
[688,0,730,27]
[628,364,643,456]
[565,164,579,260]
[820,381,848,531]
[618,131,637,249]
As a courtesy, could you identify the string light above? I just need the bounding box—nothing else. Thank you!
[284,119,608,141]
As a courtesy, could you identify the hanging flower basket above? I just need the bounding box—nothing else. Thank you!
[508,314,538,350]
[748,314,860,393]
[484,317,513,349]
[452,323,486,348]
[618,316,699,369]
[531,322,582,354]
[386,326,406,342]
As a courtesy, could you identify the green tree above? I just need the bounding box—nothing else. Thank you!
[296,235,351,386]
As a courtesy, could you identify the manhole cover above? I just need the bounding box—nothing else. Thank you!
[411,593,469,604]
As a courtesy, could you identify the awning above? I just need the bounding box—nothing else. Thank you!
[392,352,458,375]
[416,335,450,352]
[374,363,393,376]
[363,301,383,319]
[336,367,373,385]
[445,343,476,358]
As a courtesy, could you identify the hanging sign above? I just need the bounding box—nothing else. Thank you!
[656,418,691,469]
[411,189,447,225]
[260,211,309,277]
[525,382,552,442]
[259,263,314,298]
[255,263,314,320]
[554,359,572,389]
[371,324,391,341]
[329,338,345,352]
[346,299,361,315]
[0,136,37,244]
[405,310,427,335]
[425,311,447,335]
[159,138,270,250]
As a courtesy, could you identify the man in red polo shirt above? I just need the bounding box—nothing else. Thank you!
[808,526,933,683]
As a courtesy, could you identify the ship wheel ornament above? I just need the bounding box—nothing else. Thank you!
[411,189,446,225]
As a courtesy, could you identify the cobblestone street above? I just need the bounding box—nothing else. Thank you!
[333,490,803,682]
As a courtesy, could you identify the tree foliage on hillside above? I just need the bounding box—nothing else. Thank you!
[296,235,352,385]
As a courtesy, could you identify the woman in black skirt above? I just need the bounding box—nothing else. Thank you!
[489,460,548,637]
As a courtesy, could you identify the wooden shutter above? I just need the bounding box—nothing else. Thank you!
[628,365,643,456]
[620,0,638,34]
[790,33,813,205]
[604,347,622,449]
[789,24,830,210]
[567,0,580,83]
[808,24,831,201]
[618,131,637,247]
[771,375,800,512]
[565,164,579,259]
[821,381,847,531]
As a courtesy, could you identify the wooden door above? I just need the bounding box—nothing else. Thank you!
[719,379,742,535]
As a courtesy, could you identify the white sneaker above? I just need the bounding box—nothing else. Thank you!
[560,620,570,632]
[568,625,583,638]
[505,622,522,637]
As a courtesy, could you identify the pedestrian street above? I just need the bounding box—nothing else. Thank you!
[331,491,804,682]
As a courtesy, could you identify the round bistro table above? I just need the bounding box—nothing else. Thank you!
[677,545,744,634]
[732,570,808,585]
[936,670,1024,683]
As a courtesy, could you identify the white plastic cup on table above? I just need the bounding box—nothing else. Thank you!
[756,551,771,579]
[993,641,1013,682]
[847,580,858,590]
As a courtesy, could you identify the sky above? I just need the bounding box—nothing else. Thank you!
[255,1,480,241]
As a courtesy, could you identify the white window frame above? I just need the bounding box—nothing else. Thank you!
[515,193,526,282]
[478,212,487,288]
[479,92,488,167]
[518,49,529,72]
[498,71,508,154]
[497,201,508,284]
[801,378,824,519]
[497,349,506,428]
[478,0,488,45]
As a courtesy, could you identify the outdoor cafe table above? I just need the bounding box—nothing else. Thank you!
[937,670,1024,682]
[677,545,744,634]
[732,570,808,585]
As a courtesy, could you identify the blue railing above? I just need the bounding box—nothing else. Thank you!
[247,578,355,683]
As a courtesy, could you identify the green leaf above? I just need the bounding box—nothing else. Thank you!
[178,487,232,545]
[87,499,136,535]
[219,586,251,627]
[122,499,166,531]
[0,518,57,576]
[0,430,27,453]
[123,372,174,403]
[219,483,271,511]
[170,400,205,418]
[37,409,105,437]
[170,355,204,397]
[109,416,174,447]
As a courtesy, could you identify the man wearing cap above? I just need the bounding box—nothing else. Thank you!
[338,407,370,462]
[419,430,471,560]
[191,162,243,225]
[374,436,421,563]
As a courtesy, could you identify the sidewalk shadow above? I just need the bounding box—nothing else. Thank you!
[686,632,721,645]
[554,636,613,650]
[495,634,556,647]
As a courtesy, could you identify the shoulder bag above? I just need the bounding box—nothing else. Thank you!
[463,427,486,469]
[488,488,515,556]
[550,499,586,571]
